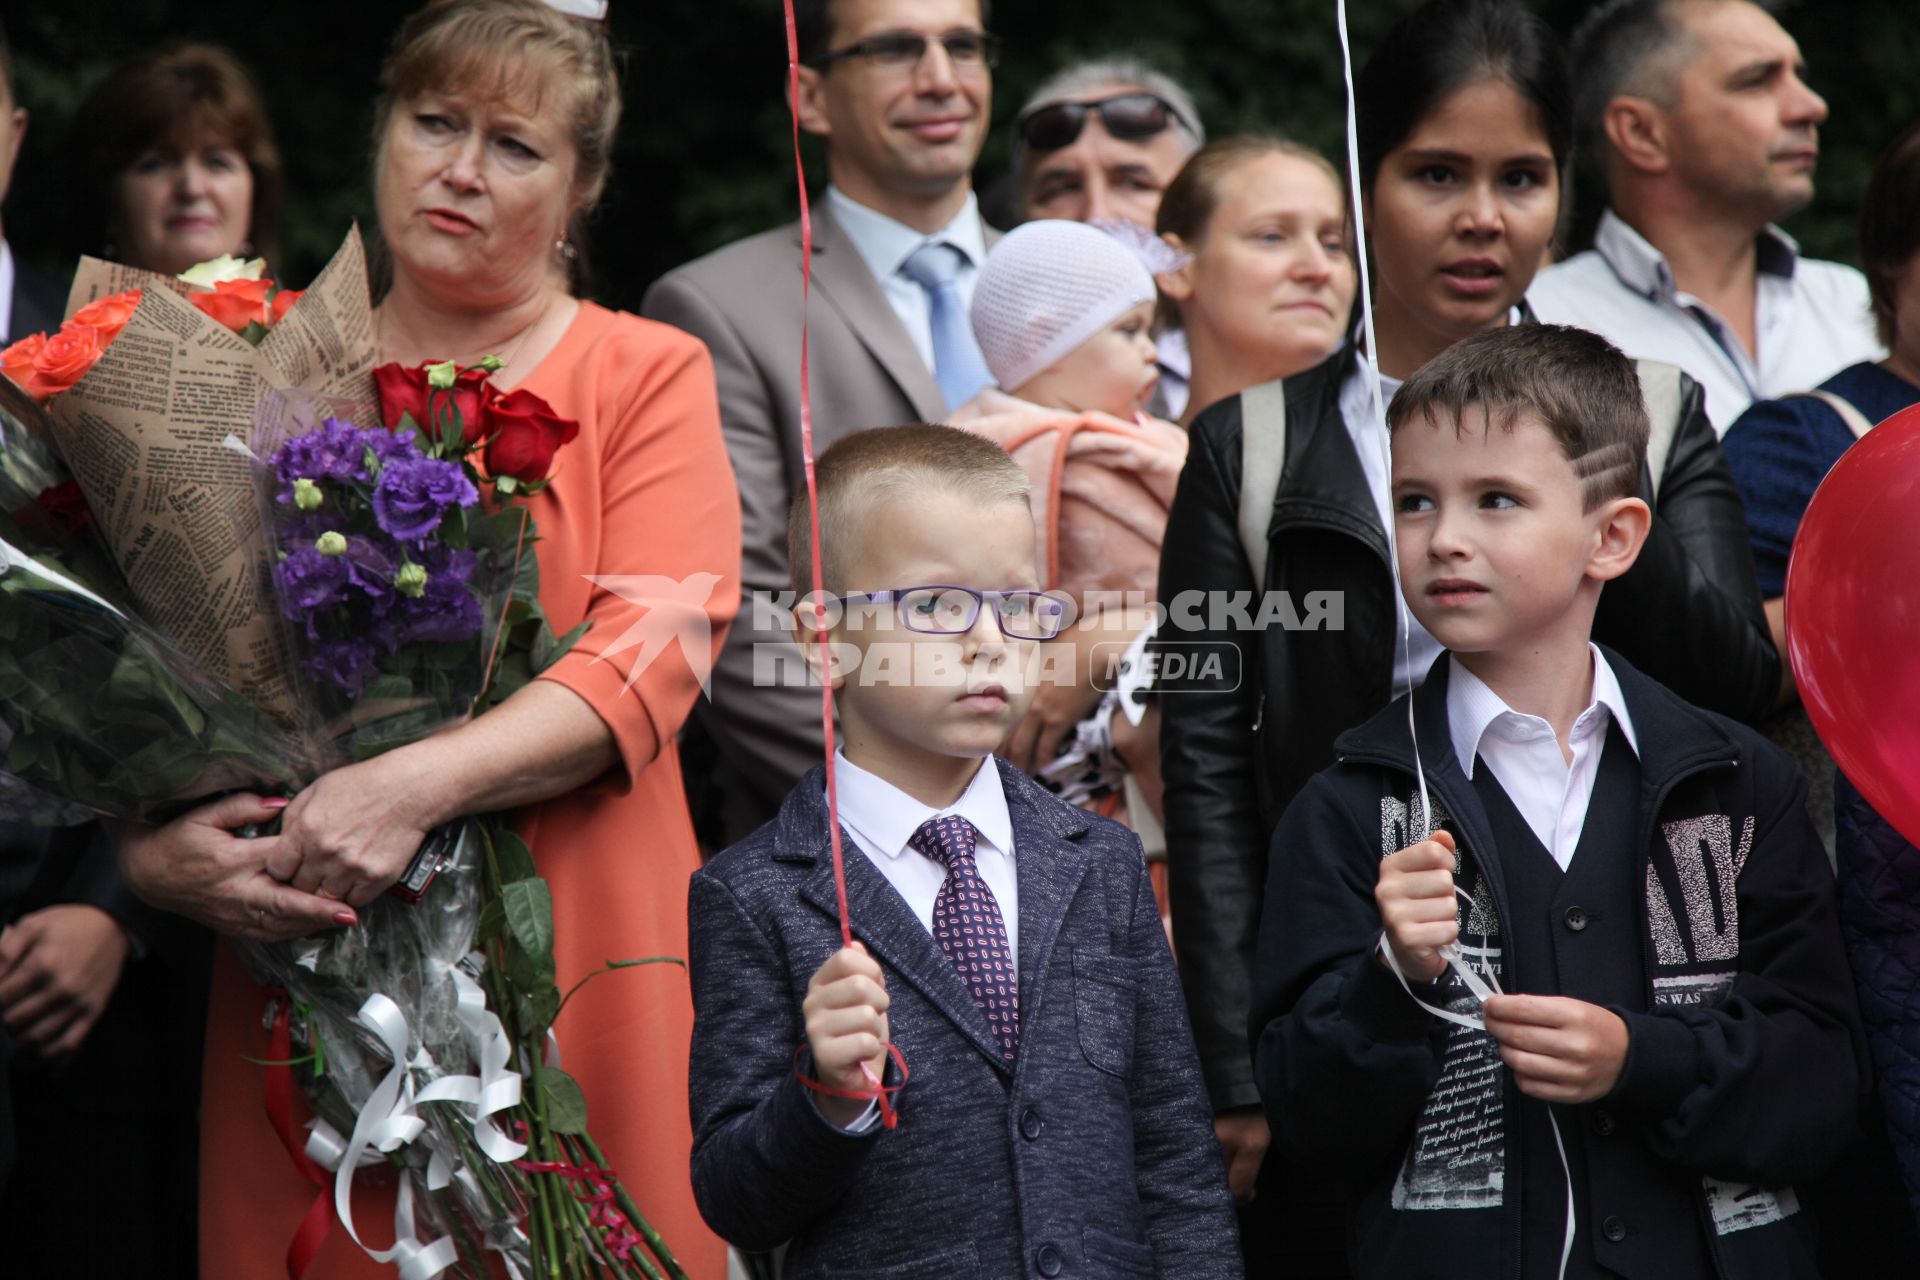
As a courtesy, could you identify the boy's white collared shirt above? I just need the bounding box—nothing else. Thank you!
[1445,645,1640,871]
[830,750,1020,972]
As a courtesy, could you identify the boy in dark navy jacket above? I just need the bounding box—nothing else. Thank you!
[1249,326,1865,1280]
[688,426,1239,1279]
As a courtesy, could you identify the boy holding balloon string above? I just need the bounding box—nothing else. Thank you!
[1248,325,1863,1280]
[685,425,1240,1279]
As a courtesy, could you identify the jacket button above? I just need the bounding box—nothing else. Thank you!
[1592,1108,1617,1137]
[1036,1244,1063,1277]
[1603,1215,1627,1242]
[1021,1107,1043,1140]
[1564,906,1589,932]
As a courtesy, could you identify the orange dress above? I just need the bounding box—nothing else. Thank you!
[198,303,739,1279]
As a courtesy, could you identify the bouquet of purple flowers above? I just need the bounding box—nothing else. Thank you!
[235,366,685,1280]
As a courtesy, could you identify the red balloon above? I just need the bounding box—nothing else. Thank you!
[1786,401,1920,847]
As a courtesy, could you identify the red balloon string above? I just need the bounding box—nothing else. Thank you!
[782,0,899,1128]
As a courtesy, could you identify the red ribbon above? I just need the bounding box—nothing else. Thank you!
[262,990,335,1279]
[780,0,905,1120]
[793,1042,911,1130]
[514,1157,642,1261]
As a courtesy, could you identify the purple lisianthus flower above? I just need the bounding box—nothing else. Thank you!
[395,545,483,644]
[340,536,400,620]
[274,545,349,620]
[372,456,478,542]
[272,418,373,501]
[361,426,420,470]
[304,635,383,698]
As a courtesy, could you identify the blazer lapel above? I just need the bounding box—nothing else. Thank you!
[1002,763,1096,1032]
[800,203,949,423]
[796,827,1013,1076]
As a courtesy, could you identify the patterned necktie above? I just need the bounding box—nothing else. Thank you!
[899,241,993,414]
[908,814,1020,1062]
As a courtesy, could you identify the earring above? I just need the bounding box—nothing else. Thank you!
[553,236,579,262]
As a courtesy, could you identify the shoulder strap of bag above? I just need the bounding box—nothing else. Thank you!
[1238,379,1288,587]
[1789,388,1876,440]
[1636,358,1684,504]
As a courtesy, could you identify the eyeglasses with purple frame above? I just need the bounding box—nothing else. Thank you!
[829,585,1072,640]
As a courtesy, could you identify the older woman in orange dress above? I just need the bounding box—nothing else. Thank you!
[112,3,738,1275]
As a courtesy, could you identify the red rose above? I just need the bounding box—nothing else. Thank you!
[485,388,580,482]
[372,362,432,429]
[31,323,105,396]
[271,288,303,323]
[189,278,274,333]
[1,332,47,398]
[372,361,498,442]
[70,288,143,343]
[34,480,93,537]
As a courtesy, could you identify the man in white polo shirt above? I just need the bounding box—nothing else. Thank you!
[1528,0,1879,433]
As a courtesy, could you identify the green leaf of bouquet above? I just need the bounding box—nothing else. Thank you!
[537,1067,589,1135]
[476,896,506,944]
[492,828,539,884]
[238,320,271,346]
[538,621,590,673]
[361,674,413,702]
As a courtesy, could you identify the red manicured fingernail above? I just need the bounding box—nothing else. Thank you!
[263,797,290,809]
[333,911,358,926]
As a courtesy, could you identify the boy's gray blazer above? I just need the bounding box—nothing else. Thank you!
[688,759,1243,1279]
[643,205,996,833]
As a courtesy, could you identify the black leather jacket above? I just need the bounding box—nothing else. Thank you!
[1156,345,1778,1111]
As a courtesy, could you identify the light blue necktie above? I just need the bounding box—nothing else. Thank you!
[900,242,992,415]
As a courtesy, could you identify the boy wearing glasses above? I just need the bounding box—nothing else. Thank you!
[687,425,1241,1279]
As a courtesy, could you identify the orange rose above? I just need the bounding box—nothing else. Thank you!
[189,277,274,333]
[1,332,47,397]
[271,288,303,323]
[69,288,143,343]
[30,323,105,397]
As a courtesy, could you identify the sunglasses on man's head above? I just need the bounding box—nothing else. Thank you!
[1015,92,1188,153]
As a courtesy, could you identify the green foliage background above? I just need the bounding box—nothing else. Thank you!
[7,1,1915,314]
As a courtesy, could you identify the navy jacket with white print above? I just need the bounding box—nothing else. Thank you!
[1249,649,1866,1280]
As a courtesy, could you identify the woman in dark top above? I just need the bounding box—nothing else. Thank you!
[1156,1,1774,1273]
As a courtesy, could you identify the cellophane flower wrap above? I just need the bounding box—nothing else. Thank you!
[0,369,287,818]
[238,359,686,1280]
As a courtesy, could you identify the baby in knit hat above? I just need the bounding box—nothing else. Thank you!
[951,220,1187,860]
[969,218,1167,420]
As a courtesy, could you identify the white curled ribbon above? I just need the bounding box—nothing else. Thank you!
[1377,887,1577,1280]
[321,993,460,1280]
[413,963,529,1166]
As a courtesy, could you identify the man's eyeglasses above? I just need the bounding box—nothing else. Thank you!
[831,586,1071,641]
[1014,92,1191,153]
[808,30,1000,73]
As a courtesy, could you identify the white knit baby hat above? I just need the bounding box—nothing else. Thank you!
[969,219,1159,393]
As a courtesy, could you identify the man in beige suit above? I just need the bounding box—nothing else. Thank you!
[644,0,998,838]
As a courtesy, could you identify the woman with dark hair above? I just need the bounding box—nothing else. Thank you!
[72,42,285,274]
[1154,135,1357,426]
[1155,1,1773,1272]
[111,3,738,1274]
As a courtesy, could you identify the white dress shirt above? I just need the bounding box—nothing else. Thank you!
[832,750,1019,970]
[1338,360,1444,691]
[1528,209,1882,435]
[1445,646,1639,871]
[826,186,989,374]
[0,240,17,345]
